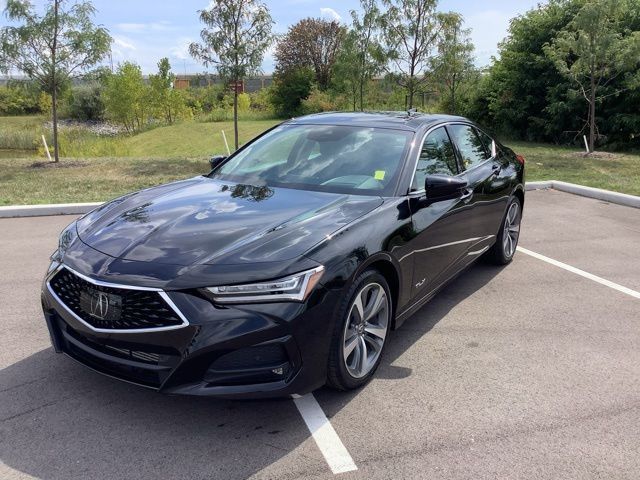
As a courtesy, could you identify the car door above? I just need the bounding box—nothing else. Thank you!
[405,126,477,300]
[445,123,501,262]
[474,127,514,232]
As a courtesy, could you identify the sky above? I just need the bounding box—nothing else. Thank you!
[1,0,542,75]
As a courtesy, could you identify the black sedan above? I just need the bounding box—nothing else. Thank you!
[41,112,525,398]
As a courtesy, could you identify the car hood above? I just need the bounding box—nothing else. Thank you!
[76,176,383,267]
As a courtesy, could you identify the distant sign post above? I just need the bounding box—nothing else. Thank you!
[229,81,244,94]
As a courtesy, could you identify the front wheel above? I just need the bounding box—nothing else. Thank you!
[327,270,392,391]
[487,196,522,265]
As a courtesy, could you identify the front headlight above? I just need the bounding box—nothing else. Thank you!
[50,221,78,262]
[204,266,325,304]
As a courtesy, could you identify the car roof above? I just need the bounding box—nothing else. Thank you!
[287,111,470,132]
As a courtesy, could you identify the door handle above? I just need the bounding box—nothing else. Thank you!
[490,163,501,176]
[460,188,473,201]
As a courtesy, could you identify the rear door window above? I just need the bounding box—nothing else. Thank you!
[447,124,489,171]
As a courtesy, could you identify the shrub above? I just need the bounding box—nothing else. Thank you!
[38,92,53,117]
[66,82,105,121]
[301,88,342,114]
[270,67,314,118]
[237,92,250,112]
[0,82,41,115]
[249,86,274,113]
[102,62,149,133]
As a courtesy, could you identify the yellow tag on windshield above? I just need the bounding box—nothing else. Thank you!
[374,170,386,180]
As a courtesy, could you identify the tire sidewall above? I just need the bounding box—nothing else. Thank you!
[498,196,522,263]
[328,269,392,390]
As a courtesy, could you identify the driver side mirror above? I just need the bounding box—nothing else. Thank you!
[424,175,468,202]
[209,155,227,171]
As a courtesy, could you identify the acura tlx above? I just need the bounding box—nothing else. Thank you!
[41,112,525,398]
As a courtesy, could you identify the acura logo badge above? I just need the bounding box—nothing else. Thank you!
[90,292,109,319]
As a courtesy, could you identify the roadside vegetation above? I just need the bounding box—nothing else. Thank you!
[1,116,639,205]
[1,0,639,205]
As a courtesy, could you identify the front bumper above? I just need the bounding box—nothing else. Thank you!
[41,262,338,399]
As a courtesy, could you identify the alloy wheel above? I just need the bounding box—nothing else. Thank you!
[342,282,390,379]
[502,201,521,258]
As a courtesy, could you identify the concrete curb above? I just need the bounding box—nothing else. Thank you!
[0,202,101,218]
[525,181,553,191]
[525,180,640,208]
[1,180,638,218]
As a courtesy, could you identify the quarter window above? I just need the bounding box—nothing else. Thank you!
[412,127,458,190]
[448,124,488,170]
[476,128,495,158]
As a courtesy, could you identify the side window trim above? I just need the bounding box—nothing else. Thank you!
[444,124,466,175]
[474,126,497,160]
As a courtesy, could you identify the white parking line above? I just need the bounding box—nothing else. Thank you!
[292,393,358,474]
[517,246,640,300]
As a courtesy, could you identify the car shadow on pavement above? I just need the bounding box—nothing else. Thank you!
[0,262,504,480]
[0,349,321,479]
[314,262,505,413]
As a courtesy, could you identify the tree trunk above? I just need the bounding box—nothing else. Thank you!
[359,73,364,112]
[588,75,596,153]
[233,89,239,151]
[451,87,455,115]
[51,0,60,162]
[451,73,456,115]
[52,88,59,162]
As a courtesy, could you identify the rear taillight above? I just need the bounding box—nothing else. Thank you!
[516,154,526,165]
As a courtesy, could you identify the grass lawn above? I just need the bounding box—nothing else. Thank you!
[0,157,208,205]
[1,115,639,205]
[508,141,640,196]
[124,119,279,157]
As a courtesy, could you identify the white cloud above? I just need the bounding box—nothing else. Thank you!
[320,7,341,22]
[170,38,195,61]
[113,36,136,51]
[116,21,172,33]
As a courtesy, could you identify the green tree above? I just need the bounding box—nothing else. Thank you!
[430,12,475,115]
[102,62,148,133]
[381,0,441,109]
[343,0,386,111]
[0,0,111,162]
[466,1,583,142]
[274,18,346,91]
[332,33,361,110]
[270,67,314,117]
[189,0,274,150]
[148,57,187,124]
[544,0,640,152]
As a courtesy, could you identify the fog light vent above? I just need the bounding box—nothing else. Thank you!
[211,344,287,371]
[205,343,292,386]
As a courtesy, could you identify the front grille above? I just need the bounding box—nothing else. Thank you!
[49,268,184,330]
[103,345,161,364]
[49,313,181,388]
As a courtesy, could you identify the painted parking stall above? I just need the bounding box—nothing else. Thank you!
[1,188,640,479]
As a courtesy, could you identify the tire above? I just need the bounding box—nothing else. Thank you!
[326,269,392,391]
[487,196,522,265]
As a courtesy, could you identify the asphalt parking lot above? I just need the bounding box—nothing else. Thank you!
[1,188,639,480]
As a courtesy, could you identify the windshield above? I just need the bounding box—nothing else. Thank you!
[210,124,413,196]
